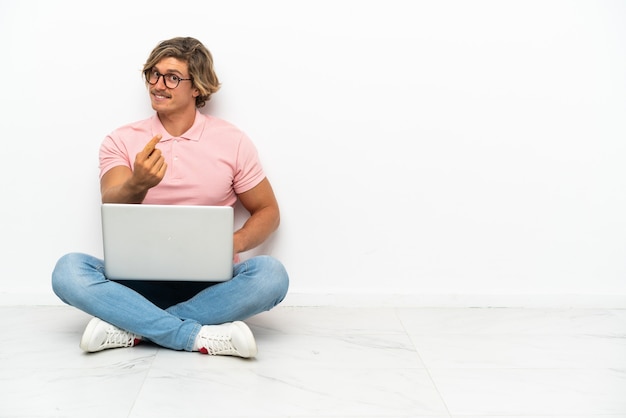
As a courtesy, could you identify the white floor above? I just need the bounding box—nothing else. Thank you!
[1,305,626,418]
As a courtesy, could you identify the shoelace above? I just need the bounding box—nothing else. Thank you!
[197,335,236,355]
[102,326,137,349]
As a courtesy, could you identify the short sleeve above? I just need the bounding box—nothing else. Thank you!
[233,133,265,194]
[99,133,133,179]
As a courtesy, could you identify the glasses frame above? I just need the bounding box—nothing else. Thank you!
[145,70,192,89]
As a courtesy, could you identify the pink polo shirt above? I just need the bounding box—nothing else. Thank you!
[99,111,265,206]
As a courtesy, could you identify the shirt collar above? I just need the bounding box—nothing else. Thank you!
[150,110,204,142]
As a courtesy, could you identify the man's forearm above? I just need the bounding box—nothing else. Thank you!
[233,206,280,254]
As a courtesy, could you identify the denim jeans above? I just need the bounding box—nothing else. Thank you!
[51,252,289,351]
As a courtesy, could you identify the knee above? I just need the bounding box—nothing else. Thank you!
[256,254,288,278]
[51,252,100,301]
[51,253,78,299]
[260,255,289,301]
[245,255,289,300]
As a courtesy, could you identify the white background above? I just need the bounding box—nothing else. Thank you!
[1,0,625,306]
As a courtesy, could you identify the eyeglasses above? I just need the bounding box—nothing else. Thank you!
[144,70,192,89]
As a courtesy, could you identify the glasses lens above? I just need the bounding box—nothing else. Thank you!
[146,71,158,85]
[163,75,176,88]
[145,71,185,88]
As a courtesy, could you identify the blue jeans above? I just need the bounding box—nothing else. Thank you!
[51,253,289,351]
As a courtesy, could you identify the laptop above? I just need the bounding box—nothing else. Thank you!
[101,204,234,281]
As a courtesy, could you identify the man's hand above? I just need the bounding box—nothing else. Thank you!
[132,135,167,190]
[101,135,168,203]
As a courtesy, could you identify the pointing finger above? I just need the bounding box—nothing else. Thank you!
[142,135,162,159]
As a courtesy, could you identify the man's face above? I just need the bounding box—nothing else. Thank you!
[147,57,199,116]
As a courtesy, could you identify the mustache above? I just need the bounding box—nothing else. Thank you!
[150,89,171,98]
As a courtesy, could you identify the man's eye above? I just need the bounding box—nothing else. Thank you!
[167,74,181,82]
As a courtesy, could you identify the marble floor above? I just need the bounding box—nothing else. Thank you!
[1,305,626,418]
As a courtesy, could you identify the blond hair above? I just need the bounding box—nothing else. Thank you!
[143,37,220,108]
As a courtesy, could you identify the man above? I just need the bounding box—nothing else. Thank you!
[52,37,289,359]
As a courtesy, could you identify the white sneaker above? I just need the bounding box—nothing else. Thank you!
[194,321,257,358]
[80,317,141,353]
